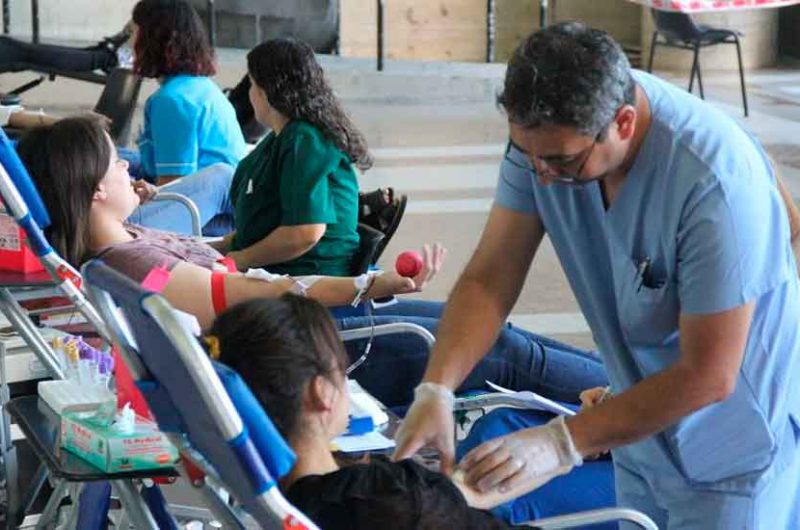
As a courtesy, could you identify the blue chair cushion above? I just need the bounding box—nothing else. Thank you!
[0,127,50,228]
[213,362,296,481]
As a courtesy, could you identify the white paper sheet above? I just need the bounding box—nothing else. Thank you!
[332,430,396,453]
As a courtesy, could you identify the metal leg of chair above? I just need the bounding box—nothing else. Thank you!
[733,36,748,117]
[3,445,19,529]
[0,339,23,528]
[16,463,48,526]
[111,480,159,530]
[34,478,68,530]
[688,43,700,95]
[695,53,705,99]
[646,31,658,73]
[62,483,83,530]
[0,289,65,380]
[140,481,179,530]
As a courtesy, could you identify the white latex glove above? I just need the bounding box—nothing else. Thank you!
[393,382,457,473]
[460,416,583,493]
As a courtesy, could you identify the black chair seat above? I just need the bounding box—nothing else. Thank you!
[697,25,741,44]
[350,223,385,276]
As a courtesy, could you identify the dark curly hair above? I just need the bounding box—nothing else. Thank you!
[132,0,215,78]
[498,22,635,137]
[247,38,372,170]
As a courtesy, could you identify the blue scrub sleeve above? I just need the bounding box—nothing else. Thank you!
[677,173,793,314]
[147,94,200,177]
[494,154,539,216]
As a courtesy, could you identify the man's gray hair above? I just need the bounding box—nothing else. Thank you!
[498,22,635,136]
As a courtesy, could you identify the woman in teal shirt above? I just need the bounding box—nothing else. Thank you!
[224,38,368,276]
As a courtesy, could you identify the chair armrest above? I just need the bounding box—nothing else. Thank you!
[152,192,202,237]
[522,507,658,530]
[339,322,435,349]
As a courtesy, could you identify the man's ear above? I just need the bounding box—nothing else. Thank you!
[614,105,637,142]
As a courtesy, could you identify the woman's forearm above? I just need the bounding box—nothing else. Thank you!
[231,224,325,269]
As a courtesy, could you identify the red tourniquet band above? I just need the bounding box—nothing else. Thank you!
[211,272,227,314]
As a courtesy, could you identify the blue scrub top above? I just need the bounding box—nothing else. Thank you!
[496,71,800,493]
[138,75,247,178]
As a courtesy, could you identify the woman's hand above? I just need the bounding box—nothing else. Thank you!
[367,243,446,299]
[578,386,612,460]
[132,179,158,204]
[579,386,611,410]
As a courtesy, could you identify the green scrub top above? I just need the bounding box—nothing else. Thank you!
[230,120,359,276]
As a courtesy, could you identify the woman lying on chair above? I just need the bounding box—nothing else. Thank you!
[210,295,616,529]
[17,115,609,412]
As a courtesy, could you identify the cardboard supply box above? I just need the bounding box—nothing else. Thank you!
[0,207,44,273]
[61,411,178,473]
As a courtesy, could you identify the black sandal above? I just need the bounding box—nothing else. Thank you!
[359,187,407,259]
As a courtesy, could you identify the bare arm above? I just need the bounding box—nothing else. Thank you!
[7,111,59,129]
[227,224,326,270]
[159,247,444,329]
[566,302,753,456]
[156,175,182,186]
[423,205,545,389]
[207,231,236,253]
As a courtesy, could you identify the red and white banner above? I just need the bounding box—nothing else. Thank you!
[628,0,800,12]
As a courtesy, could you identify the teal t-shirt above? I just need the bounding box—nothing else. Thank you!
[230,120,359,276]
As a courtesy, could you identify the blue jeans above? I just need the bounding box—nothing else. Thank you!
[128,163,235,236]
[337,299,608,407]
[456,408,616,527]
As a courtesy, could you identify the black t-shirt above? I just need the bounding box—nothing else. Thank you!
[285,456,515,530]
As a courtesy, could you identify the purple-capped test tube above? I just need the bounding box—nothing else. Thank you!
[97,354,114,395]
[77,339,98,385]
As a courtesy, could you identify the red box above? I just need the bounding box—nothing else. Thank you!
[0,208,45,273]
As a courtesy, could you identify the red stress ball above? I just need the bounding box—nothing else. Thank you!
[395,251,424,278]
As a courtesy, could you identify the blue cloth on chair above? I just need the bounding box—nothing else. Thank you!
[213,362,296,482]
[456,407,616,528]
[0,128,50,228]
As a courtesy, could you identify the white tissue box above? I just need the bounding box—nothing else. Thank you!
[38,380,110,414]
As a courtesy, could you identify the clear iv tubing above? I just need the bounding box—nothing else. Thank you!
[345,301,375,376]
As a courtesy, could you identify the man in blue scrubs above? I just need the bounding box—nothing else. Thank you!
[394,23,800,529]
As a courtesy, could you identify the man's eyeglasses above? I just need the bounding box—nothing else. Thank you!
[504,130,603,186]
